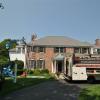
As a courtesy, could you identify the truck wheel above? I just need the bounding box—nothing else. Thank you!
[87,76,95,83]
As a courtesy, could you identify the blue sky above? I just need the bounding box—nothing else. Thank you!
[0,0,100,43]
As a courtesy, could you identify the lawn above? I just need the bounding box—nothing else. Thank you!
[79,85,100,100]
[0,74,54,96]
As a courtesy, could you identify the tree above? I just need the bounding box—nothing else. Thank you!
[0,39,17,68]
[0,3,4,9]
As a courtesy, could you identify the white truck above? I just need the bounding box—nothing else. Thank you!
[66,55,100,83]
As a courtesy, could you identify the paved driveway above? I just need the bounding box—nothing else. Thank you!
[1,80,89,100]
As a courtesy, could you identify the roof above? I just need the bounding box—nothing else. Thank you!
[93,45,100,49]
[53,54,65,60]
[30,36,93,47]
[9,48,16,52]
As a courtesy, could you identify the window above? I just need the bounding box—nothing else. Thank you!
[82,48,88,54]
[60,47,65,53]
[29,60,36,69]
[32,46,45,53]
[32,47,37,52]
[37,60,45,69]
[54,47,59,53]
[22,47,25,53]
[54,47,65,53]
[93,48,97,54]
[74,48,80,53]
[97,49,100,54]
[38,47,45,52]
[16,48,21,53]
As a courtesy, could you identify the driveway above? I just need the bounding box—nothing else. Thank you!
[1,79,89,100]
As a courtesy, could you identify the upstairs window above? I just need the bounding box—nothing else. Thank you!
[74,48,80,53]
[54,47,65,53]
[32,46,45,53]
[82,48,88,54]
[97,49,100,54]
[38,47,45,52]
[16,48,21,53]
[54,47,59,53]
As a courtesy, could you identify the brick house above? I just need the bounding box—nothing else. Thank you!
[27,36,93,73]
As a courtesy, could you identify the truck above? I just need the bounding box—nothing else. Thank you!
[65,54,100,83]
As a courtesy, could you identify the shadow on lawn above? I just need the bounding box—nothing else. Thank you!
[79,88,100,100]
[0,77,54,96]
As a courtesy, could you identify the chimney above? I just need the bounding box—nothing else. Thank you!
[95,39,100,46]
[31,33,37,43]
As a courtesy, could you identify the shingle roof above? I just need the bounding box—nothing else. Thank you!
[30,36,93,47]
[9,48,16,52]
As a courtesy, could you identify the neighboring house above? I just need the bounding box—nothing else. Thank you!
[27,36,94,73]
[9,38,27,68]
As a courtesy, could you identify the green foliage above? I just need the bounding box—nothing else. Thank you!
[0,39,17,68]
[14,60,24,75]
[0,39,11,49]
[0,56,9,67]
[79,85,100,100]
[40,69,49,74]
[33,69,41,75]
[28,69,49,76]
[15,60,24,70]
[28,70,34,75]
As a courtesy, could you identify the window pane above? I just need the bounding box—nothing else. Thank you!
[74,48,80,53]
[60,47,65,53]
[54,47,59,53]
[29,60,36,69]
[39,47,45,52]
[82,48,87,54]
[37,60,44,69]
[97,49,100,54]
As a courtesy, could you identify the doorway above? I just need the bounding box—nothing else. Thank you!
[57,61,63,72]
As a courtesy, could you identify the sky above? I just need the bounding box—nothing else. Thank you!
[0,0,100,43]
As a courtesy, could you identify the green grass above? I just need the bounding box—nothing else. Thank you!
[0,74,54,96]
[79,85,100,100]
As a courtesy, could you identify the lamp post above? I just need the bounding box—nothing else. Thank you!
[13,58,17,83]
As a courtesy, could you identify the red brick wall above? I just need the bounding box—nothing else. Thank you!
[28,47,74,72]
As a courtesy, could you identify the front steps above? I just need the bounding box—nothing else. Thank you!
[55,73,65,79]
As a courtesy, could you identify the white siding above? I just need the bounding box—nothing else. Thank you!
[9,52,25,66]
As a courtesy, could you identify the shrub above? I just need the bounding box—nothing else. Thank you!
[15,60,24,70]
[40,69,49,74]
[33,69,41,75]
[28,70,34,75]
[14,60,24,75]
[17,69,23,75]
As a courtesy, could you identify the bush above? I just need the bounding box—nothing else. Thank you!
[15,60,24,70]
[13,60,24,75]
[33,69,41,75]
[17,69,23,75]
[40,69,49,74]
[28,70,34,75]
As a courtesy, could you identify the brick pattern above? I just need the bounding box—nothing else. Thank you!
[28,47,74,72]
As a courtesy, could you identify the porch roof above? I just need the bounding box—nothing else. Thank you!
[53,54,65,60]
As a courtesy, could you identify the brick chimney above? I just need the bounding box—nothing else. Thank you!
[95,39,100,46]
[31,33,37,43]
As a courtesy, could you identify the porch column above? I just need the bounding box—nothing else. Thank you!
[54,60,56,73]
[64,57,66,74]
